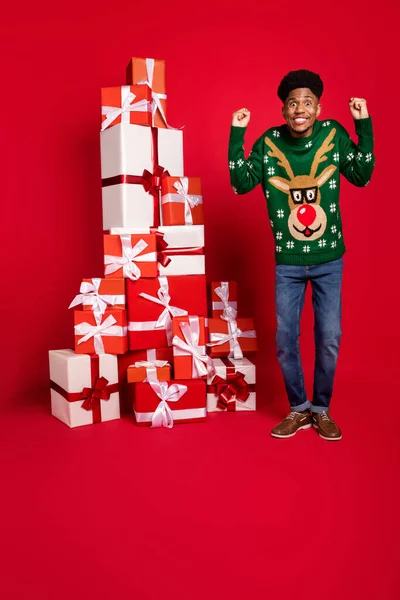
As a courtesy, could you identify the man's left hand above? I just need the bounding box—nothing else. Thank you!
[349,97,369,119]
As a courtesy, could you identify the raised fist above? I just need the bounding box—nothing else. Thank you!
[232,108,251,127]
[349,98,369,120]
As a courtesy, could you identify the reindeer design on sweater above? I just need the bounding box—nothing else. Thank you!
[265,129,337,242]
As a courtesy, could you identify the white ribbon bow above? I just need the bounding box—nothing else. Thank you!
[101,90,151,131]
[75,312,118,354]
[214,282,238,322]
[147,378,188,428]
[132,360,170,382]
[133,360,170,369]
[136,58,172,129]
[68,278,119,314]
[208,319,256,359]
[104,235,156,281]
[172,317,215,378]
[139,276,188,344]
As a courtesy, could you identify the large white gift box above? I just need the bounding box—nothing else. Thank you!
[49,350,120,428]
[100,124,184,230]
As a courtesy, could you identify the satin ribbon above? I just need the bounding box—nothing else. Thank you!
[146,379,188,428]
[133,360,170,368]
[136,58,172,129]
[135,407,206,423]
[75,312,120,354]
[142,165,170,197]
[214,282,238,322]
[104,235,156,280]
[154,230,172,267]
[132,360,170,382]
[50,356,119,423]
[106,227,171,267]
[172,317,215,378]
[162,177,203,225]
[210,372,250,411]
[157,246,204,267]
[101,87,152,131]
[68,278,121,314]
[208,320,257,359]
[138,276,188,344]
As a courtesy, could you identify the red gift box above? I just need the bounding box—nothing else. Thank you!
[104,233,157,280]
[127,362,171,383]
[161,176,204,226]
[172,316,214,379]
[69,278,125,314]
[208,318,257,358]
[74,309,128,355]
[133,379,206,427]
[126,57,167,129]
[127,275,207,350]
[101,85,152,131]
[117,348,173,413]
[209,281,238,320]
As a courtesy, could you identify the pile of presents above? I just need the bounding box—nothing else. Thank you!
[49,57,258,428]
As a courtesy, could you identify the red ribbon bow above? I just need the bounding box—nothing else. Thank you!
[142,166,170,197]
[80,376,112,411]
[150,228,172,267]
[212,372,250,411]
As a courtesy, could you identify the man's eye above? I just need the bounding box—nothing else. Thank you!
[290,102,296,107]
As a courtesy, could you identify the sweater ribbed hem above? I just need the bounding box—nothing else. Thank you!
[275,244,346,266]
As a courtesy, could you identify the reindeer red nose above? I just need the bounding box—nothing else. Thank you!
[297,205,316,227]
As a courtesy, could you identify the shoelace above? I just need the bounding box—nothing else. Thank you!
[287,411,303,421]
[320,412,332,422]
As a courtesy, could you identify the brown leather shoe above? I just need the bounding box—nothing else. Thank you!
[271,410,312,439]
[312,412,342,441]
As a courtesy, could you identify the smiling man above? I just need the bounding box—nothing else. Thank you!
[229,69,375,441]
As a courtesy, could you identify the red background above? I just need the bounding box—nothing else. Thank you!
[0,1,396,408]
[1,3,399,599]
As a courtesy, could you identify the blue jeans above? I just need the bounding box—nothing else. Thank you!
[275,257,343,414]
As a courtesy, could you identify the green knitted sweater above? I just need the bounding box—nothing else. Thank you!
[228,118,375,265]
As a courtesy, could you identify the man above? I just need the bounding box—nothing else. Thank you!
[229,70,375,441]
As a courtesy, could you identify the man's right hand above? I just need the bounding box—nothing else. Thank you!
[232,108,251,127]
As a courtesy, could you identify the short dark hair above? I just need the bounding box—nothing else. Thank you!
[277,70,324,103]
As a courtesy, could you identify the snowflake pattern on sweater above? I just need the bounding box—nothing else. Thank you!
[228,118,375,265]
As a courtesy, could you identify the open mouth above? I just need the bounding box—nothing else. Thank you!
[292,117,309,126]
[293,223,322,238]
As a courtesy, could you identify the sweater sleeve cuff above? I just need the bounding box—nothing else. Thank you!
[354,116,373,137]
[229,125,247,143]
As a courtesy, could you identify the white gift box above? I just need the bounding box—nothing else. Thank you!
[109,225,204,246]
[102,185,156,230]
[206,357,256,412]
[100,124,184,177]
[109,225,205,275]
[100,124,184,230]
[101,123,153,178]
[49,350,120,428]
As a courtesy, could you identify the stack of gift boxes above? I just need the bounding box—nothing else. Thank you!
[48,57,258,429]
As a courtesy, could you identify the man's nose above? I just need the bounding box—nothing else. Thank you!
[295,105,305,114]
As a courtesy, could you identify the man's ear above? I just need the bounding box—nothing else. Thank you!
[316,103,322,118]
